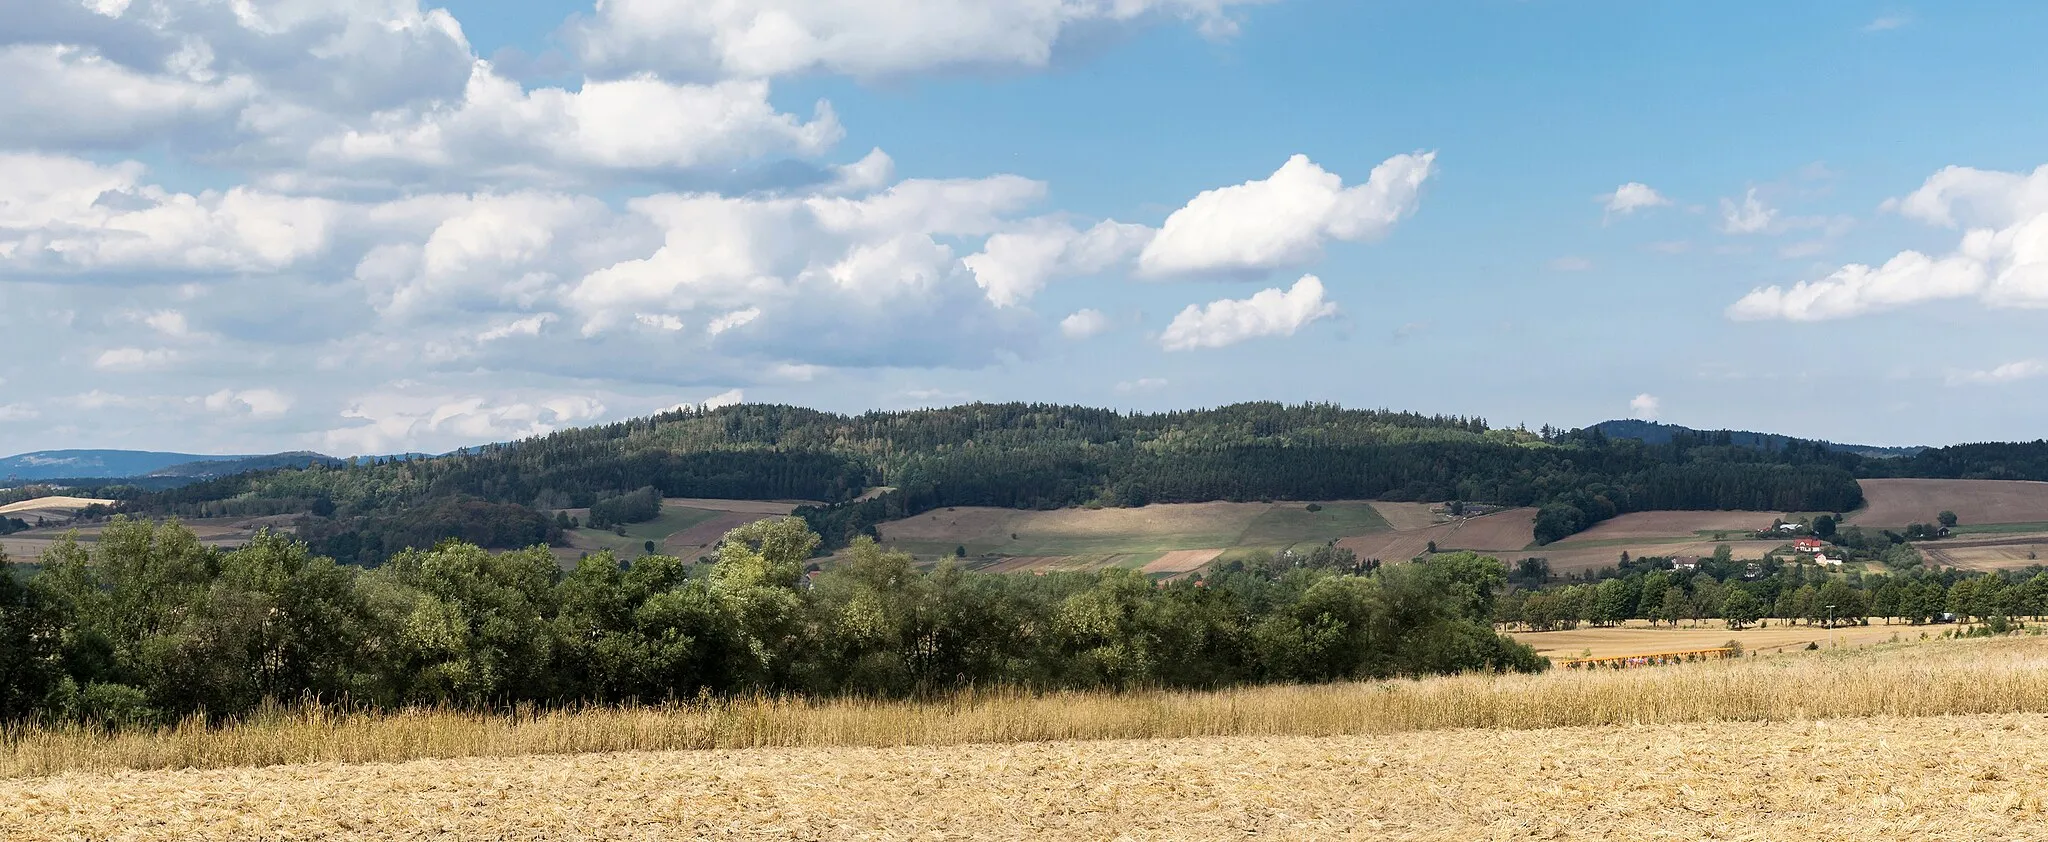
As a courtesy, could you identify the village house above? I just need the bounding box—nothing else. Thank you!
[1791,538,1826,553]
[1813,553,1844,567]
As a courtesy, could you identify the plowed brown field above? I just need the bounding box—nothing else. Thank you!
[1558,510,1783,541]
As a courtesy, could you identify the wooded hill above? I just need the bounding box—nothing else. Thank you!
[93,402,1941,565]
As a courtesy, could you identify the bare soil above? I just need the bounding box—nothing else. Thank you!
[1139,548,1225,574]
[1850,478,2048,527]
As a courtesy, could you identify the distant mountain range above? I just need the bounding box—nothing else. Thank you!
[0,450,342,483]
[1592,420,1926,459]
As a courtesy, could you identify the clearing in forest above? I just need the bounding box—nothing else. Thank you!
[1849,478,2048,528]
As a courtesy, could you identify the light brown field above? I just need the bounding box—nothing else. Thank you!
[1338,507,1537,562]
[0,495,115,518]
[879,502,1263,547]
[1851,478,2048,528]
[1559,510,1783,541]
[1922,532,2048,571]
[1366,501,1442,530]
[661,498,804,515]
[1530,539,1788,574]
[1139,548,1224,574]
[10,713,2048,841]
[1513,618,1912,659]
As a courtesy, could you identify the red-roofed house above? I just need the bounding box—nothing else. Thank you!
[1791,538,1826,553]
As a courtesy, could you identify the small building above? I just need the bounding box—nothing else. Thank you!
[1791,538,1826,554]
[1813,553,1844,567]
[1673,556,1700,571]
[1778,523,1802,532]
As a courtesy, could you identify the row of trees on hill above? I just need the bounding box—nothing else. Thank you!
[0,518,1544,727]
[1497,556,2048,632]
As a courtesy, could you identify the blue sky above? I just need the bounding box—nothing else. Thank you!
[2,0,2046,456]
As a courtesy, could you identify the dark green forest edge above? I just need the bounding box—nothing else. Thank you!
[78,400,2048,564]
[0,518,1537,727]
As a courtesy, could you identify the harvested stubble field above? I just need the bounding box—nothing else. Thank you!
[877,501,1391,570]
[9,714,2048,841]
[1512,618,1911,659]
[1555,510,1783,542]
[1923,533,2048,571]
[1850,478,2048,528]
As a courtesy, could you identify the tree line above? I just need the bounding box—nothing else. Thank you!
[0,518,1543,728]
[1497,552,2048,632]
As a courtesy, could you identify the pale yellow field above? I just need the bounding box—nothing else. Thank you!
[0,495,115,517]
[1560,509,1784,541]
[8,714,2047,841]
[1513,618,1914,659]
[1139,547,1224,574]
[1922,533,2048,571]
[1367,501,1443,530]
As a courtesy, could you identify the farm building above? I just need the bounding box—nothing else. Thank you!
[1791,538,1826,553]
[1814,553,1844,567]
[1672,557,1701,571]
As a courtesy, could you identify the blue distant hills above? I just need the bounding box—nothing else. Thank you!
[0,449,427,483]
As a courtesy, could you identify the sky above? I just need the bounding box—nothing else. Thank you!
[3,0,2047,457]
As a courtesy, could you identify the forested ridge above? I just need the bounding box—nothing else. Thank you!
[79,402,2048,563]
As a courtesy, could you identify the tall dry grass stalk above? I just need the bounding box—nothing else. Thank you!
[8,636,2047,778]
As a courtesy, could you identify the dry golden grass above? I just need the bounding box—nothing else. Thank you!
[9,635,2048,782]
[8,714,2048,840]
[0,495,115,517]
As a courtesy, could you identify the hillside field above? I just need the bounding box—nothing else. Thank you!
[8,636,2048,839]
[1850,478,2048,528]
[556,498,800,564]
[1335,507,1537,564]
[875,501,1395,572]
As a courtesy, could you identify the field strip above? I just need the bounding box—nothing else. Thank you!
[9,635,2048,780]
[6,714,2047,840]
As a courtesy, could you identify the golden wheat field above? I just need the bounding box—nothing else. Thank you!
[9,636,2048,839]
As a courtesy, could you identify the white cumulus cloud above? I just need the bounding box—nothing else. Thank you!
[1139,152,1435,277]
[964,219,1153,306]
[569,0,1277,80]
[1060,309,1110,339]
[203,388,292,417]
[1729,162,2048,320]
[702,388,745,409]
[1601,182,1670,218]
[1158,275,1336,351]
[93,347,178,372]
[1630,393,1661,421]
